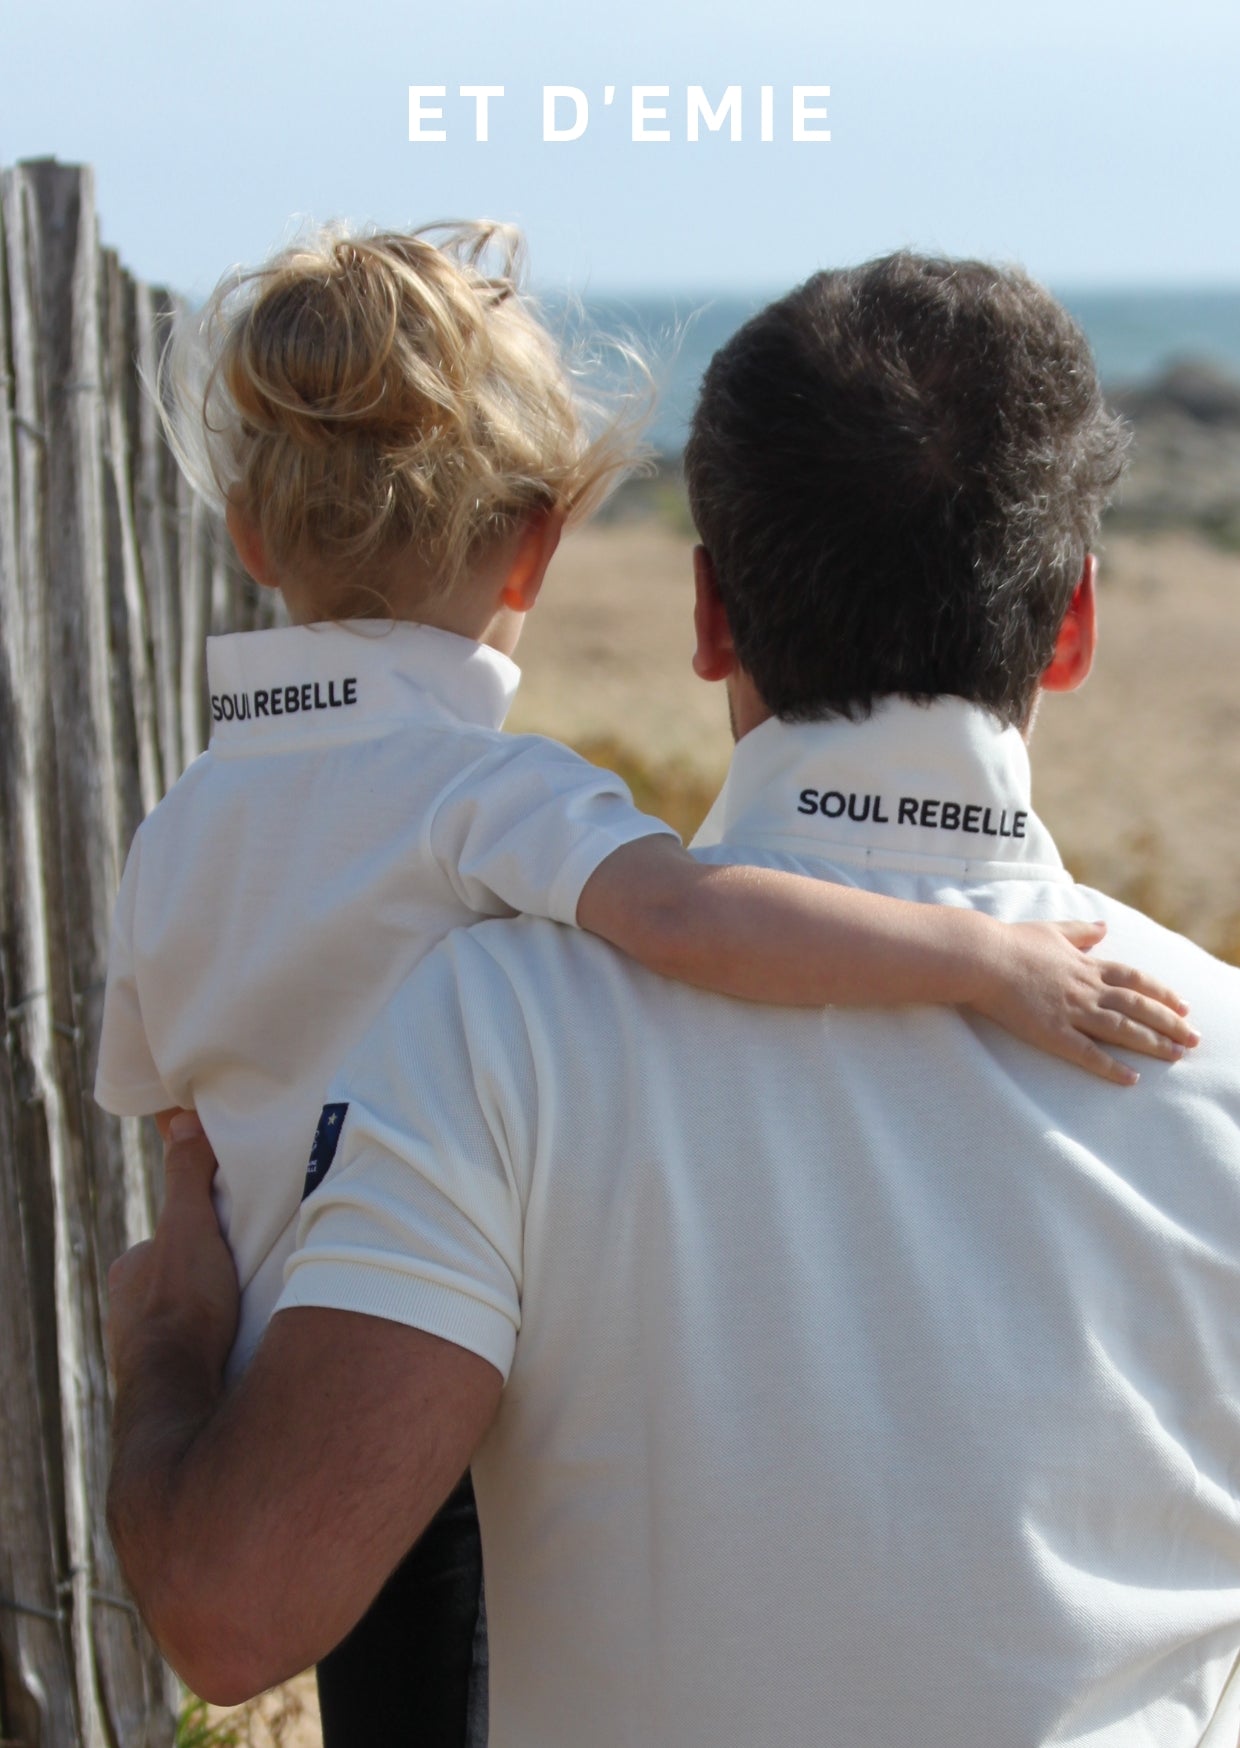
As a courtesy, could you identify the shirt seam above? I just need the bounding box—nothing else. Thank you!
[696,835,1069,883]
[208,711,512,759]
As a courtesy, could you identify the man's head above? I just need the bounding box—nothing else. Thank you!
[684,252,1129,730]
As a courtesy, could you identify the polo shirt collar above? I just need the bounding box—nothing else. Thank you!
[693,696,1067,881]
[205,621,520,747]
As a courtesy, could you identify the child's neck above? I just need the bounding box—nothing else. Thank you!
[279,567,519,658]
[231,508,538,659]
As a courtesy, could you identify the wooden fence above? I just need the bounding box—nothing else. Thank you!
[0,158,273,1748]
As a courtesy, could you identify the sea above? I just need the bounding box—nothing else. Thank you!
[558,288,1240,455]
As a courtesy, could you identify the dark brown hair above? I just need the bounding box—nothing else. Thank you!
[684,252,1129,727]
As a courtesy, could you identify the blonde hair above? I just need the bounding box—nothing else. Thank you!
[161,222,648,609]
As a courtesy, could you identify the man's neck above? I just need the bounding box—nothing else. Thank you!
[726,671,775,743]
[729,678,1045,747]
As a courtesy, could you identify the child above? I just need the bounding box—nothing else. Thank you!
[95,223,1194,1742]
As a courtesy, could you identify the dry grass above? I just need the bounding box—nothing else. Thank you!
[574,735,718,842]
[198,1676,321,1748]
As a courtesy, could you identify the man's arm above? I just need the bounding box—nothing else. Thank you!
[107,1120,501,1705]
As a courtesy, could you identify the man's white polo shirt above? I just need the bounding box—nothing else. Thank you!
[94,620,672,1374]
[282,698,1240,1748]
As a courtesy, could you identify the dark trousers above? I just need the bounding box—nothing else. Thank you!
[316,1470,487,1747]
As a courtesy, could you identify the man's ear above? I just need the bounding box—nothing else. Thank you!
[691,547,737,682]
[500,510,564,614]
[1041,554,1098,694]
[225,500,280,591]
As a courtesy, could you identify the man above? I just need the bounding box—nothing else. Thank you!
[109,254,1240,1745]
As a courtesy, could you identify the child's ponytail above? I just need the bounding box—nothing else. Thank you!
[160,222,650,607]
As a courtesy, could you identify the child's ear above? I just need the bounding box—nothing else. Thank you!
[225,500,279,591]
[500,509,564,613]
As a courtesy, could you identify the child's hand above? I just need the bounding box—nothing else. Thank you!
[971,918,1199,1085]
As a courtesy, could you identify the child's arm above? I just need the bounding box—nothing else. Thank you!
[576,835,1199,1086]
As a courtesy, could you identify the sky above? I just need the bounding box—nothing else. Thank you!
[2,0,1239,300]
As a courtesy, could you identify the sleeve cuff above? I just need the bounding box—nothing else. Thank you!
[275,1253,518,1381]
[93,1077,174,1117]
[547,815,680,928]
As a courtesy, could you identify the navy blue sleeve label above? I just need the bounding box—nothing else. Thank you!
[302,1102,350,1201]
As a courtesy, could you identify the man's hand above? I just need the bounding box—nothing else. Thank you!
[108,1111,238,1387]
[107,1112,241,1692]
[106,1111,501,1705]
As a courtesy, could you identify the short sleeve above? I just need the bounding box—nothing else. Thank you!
[94,831,173,1116]
[427,735,677,926]
[276,930,537,1380]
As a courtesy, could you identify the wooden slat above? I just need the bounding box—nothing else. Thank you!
[99,248,162,1250]
[18,154,119,1748]
[179,487,211,760]
[0,157,181,1748]
[133,283,181,787]
[103,245,163,830]
[28,156,179,1748]
[0,154,264,1743]
[0,158,82,1748]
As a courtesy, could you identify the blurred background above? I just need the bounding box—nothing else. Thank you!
[5,0,1237,960]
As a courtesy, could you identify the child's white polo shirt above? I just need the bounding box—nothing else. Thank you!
[94,619,674,1374]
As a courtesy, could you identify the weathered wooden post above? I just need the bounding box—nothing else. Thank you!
[0,157,265,1748]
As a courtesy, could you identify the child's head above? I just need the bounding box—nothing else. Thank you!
[164,222,645,624]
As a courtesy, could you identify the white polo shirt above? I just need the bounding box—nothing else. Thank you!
[281,697,1240,1748]
[94,620,672,1375]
